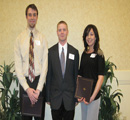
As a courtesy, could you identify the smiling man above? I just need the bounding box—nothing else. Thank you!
[46,21,79,120]
[14,4,48,120]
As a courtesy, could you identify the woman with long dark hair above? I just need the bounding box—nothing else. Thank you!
[78,24,105,120]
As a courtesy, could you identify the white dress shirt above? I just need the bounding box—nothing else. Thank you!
[14,27,48,91]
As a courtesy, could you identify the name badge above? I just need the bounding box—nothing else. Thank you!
[90,53,97,58]
[35,40,40,46]
[69,53,75,60]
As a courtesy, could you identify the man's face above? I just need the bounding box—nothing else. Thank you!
[26,8,38,28]
[57,23,68,43]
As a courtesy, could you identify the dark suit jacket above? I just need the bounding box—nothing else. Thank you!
[46,43,79,111]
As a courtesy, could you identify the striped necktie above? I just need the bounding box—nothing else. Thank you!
[29,32,35,82]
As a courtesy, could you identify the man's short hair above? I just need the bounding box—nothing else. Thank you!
[57,21,68,29]
[25,4,38,16]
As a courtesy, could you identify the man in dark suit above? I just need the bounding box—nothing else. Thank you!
[46,21,79,120]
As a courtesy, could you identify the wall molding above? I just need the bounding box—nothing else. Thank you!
[114,70,130,85]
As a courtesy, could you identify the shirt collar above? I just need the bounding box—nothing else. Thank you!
[26,26,37,37]
[58,42,67,50]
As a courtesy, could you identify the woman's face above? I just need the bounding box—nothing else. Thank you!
[86,29,96,48]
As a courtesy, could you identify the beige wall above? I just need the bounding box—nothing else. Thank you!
[0,0,130,119]
[0,0,130,70]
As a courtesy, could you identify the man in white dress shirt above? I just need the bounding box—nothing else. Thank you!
[14,4,48,120]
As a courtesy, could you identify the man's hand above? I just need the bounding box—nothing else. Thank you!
[47,102,50,105]
[26,88,37,105]
[33,89,40,99]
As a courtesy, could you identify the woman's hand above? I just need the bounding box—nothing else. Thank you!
[89,96,95,104]
[83,96,95,105]
[83,98,89,105]
[78,97,84,102]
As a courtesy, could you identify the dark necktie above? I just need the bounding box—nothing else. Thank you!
[29,32,35,82]
[60,47,65,78]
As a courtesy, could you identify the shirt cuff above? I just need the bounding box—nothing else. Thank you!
[23,83,30,91]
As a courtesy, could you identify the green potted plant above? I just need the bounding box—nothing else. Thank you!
[0,62,21,120]
[0,105,6,120]
[99,58,123,120]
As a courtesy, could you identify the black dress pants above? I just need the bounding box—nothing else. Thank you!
[20,76,46,120]
[51,102,75,120]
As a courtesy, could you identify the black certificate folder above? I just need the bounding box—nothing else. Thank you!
[75,77,93,102]
[22,94,43,117]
